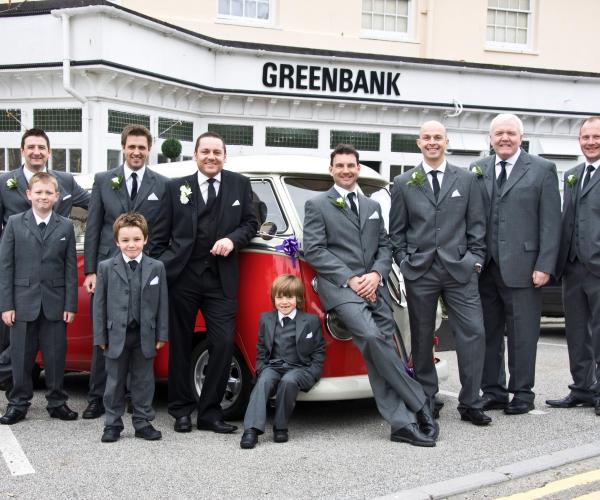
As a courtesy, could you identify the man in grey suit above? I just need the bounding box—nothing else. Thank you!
[390,121,489,426]
[547,116,600,414]
[0,128,89,388]
[471,113,561,415]
[304,144,437,447]
[0,173,78,424]
[82,124,168,419]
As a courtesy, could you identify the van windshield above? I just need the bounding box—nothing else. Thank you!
[283,177,391,231]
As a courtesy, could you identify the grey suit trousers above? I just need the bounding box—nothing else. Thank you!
[405,260,485,409]
[244,366,316,432]
[9,314,67,409]
[563,260,600,401]
[103,328,155,430]
[335,296,426,431]
[479,260,542,403]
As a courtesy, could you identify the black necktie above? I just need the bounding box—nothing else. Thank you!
[130,172,138,200]
[429,170,440,200]
[497,161,507,190]
[206,178,216,209]
[282,317,292,327]
[347,192,358,217]
[128,260,138,272]
[582,165,596,190]
[38,221,46,235]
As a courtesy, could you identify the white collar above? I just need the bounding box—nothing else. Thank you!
[197,171,222,185]
[278,309,297,325]
[495,149,521,167]
[122,253,143,264]
[32,210,52,225]
[422,160,446,174]
[23,165,47,183]
[123,164,145,181]
[334,185,358,199]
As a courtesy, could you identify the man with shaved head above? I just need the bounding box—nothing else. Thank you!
[390,121,490,426]
[471,113,560,415]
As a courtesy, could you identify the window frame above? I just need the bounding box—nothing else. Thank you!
[485,0,534,52]
[216,0,275,27]
[360,0,416,42]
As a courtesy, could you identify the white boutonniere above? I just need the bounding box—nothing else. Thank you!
[472,165,484,178]
[331,197,346,210]
[6,176,18,190]
[565,174,578,188]
[110,175,124,190]
[180,182,192,205]
[407,170,427,187]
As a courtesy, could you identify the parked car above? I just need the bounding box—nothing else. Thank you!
[45,155,447,419]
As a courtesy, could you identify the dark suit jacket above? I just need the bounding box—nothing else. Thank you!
[83,165,168,273]
[153,169,258,297]
[470,150,561,287]
[390,162,486,284]
[0,209,78,321]
[0,166,89,238]
[556,163,600,279]
[93,254,169,360]
[255,310,325,381]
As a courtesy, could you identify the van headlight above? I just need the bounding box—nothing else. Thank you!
[325,310,352,341]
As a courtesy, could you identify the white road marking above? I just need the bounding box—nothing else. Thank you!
[0,426,35,476]
[539,342,568,348]
[528,410,548,415]
[438,389,459,398]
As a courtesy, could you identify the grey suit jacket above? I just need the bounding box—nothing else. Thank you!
[303,186,392,310]
[390,163,486,284]
[93,254,168,360]
[83,165,168,274]
[0,209,78,321]
[255,310,325,381]
[556,163,600,279]
[0,166,90,238]
[470,150,561,287]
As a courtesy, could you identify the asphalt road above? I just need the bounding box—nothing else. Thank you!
[1,321,599,499]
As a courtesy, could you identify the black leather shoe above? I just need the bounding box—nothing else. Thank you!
[135,424,162,441]
[417,403,439,440]
[174,415,192,433]
[595,399,600,416]
[197,419,238,434]
[391,423,435,447]
[240,429,258,449]
[0,407,26,425]
[460,408,492,426]
[482,395,508,411]
[433,397,444,419]
[48,404,78,421]
[504,399,534,415]
[101,426,121,443]
[546,394,593,408]
[82,400,105,419]
[273,428,289,443]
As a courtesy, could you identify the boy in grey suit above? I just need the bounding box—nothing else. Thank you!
[0,173,78,425]
[93,213,168,442]
[240,275,325,449]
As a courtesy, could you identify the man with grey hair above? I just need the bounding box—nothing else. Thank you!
[470,113,561,415]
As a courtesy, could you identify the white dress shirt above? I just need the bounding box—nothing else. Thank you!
[581,159,600,189]
[32,211,52,226]
[23,166,47,184]
[422,160,447,190]
[277,308,298,327]
[334,185,360,215]
[494,149,521,181]
[123,165,145,197]
[197,171,221,203]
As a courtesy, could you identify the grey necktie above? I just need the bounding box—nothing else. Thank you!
[347,192,358,217]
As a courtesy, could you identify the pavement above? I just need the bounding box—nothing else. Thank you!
[1,321,599,499]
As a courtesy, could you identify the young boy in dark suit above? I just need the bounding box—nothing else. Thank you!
[240,274,325,449]
[0,172,78,425]
[93,213,168,442]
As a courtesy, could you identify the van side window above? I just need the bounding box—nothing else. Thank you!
[250,179,288,233]
[70,205,87,252]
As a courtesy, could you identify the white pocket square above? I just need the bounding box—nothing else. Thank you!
[62,194,72,200]
[147,193,159,201]
[451,190,461,198]
[149,276,159,285]
[232,200,240,206]
[60,236,66,241]
[306,332,313,339]
[368,211,380,220]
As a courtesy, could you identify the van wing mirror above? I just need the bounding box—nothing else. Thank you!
[258,221,278,240]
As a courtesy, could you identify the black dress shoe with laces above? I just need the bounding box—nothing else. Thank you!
[417,402,439,440]
[273,428,289,443]
[101,426,121,443]
[459,408,492,426]
[391,423,436,447]
[82,399,105,419]
[546,394,593,408]
[0,406,26,425]
[174,415,192,433]
[48,404,78,421]
[504,399,534,415]
[197,419,238,434]
[240,429,258,449]
[481,395,508,411]
[135,424,162,441]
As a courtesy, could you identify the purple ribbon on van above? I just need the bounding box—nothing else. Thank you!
[276,236,301,267]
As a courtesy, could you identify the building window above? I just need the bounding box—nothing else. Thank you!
[3,148,21,170]
[158,118,194,142]
[266,127,318,149]
[33,108,82,132]
[208,124,253,146]
[391,133,419,153]
[107,149,122,170]
[0,109,21,132]
[330,131,380,151]
[390,164,415,181]
[361,0,413,39]
[70,149,82,173]
[218,0,272,22]
[48,148,81,173]
[108,110,150,134]
[486,0,532,48]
